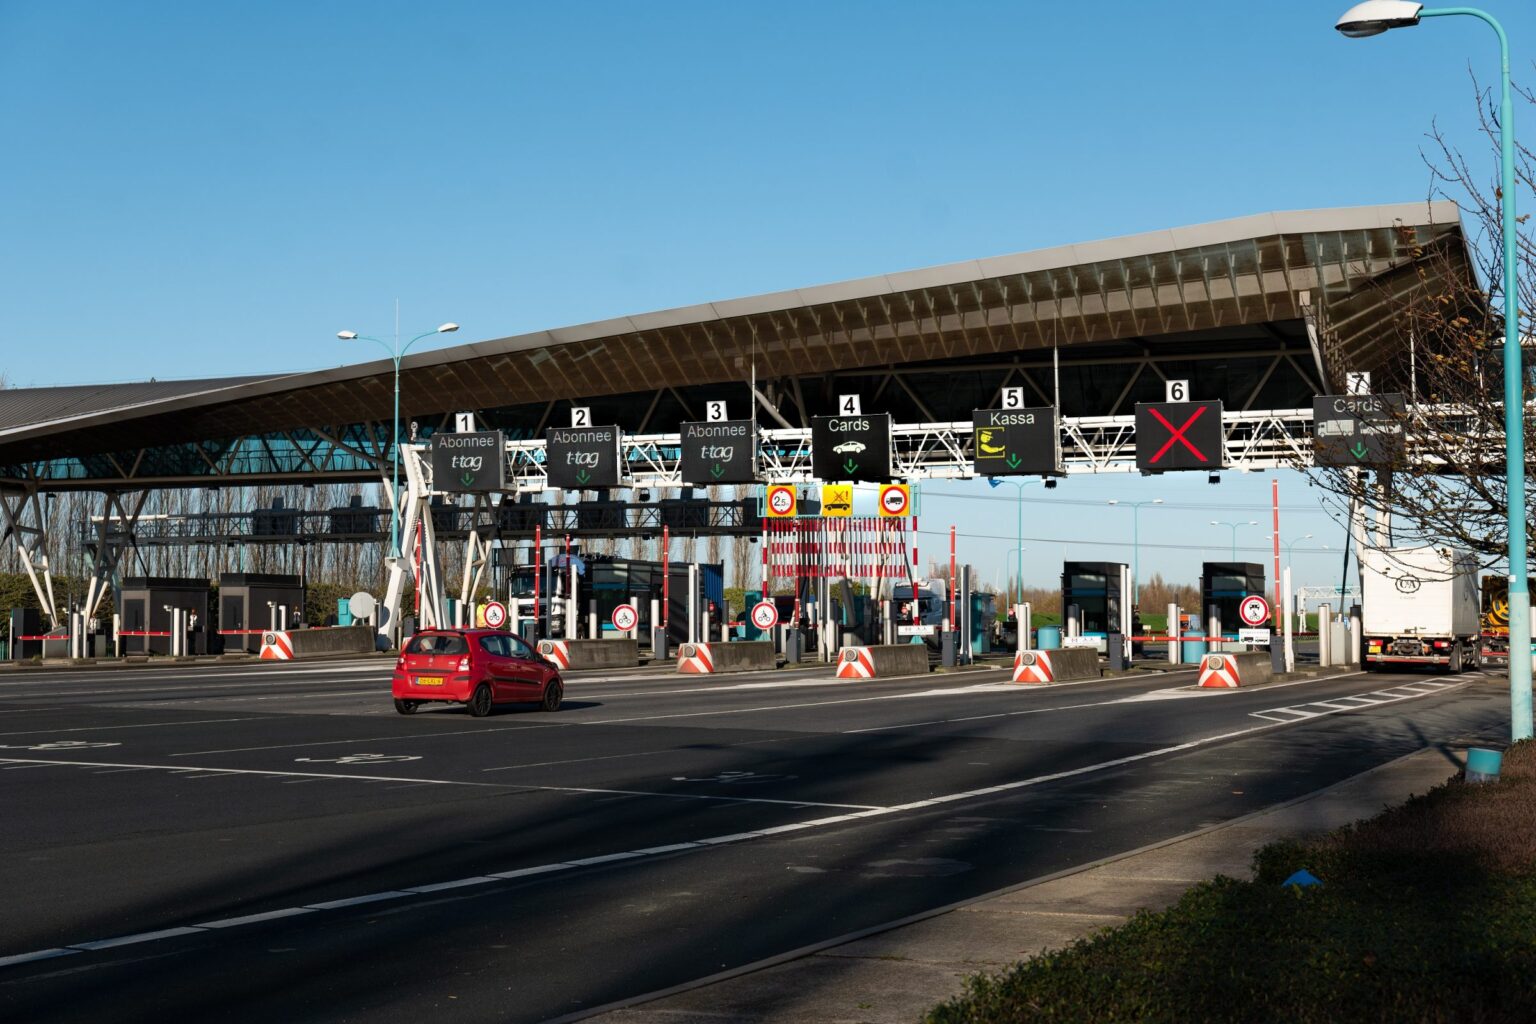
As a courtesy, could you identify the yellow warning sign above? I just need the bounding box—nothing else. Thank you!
[820,484,853,517]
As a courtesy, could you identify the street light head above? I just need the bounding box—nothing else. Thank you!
[437,322,459,333]
[1335,0,1422,38]
[1210,520,1220,526]
[337,330,358,340]
[1152,498,1164,505]
[1107,499,1119,506]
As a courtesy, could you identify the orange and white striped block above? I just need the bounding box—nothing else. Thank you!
[1198,653,1242,688]
[1011,649,1054,684]
[537,640,571,670]
[677,643,715,674]
[258,631,293,660]
[835,646,875,679]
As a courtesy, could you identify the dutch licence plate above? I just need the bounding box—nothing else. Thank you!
[416,676,444,686]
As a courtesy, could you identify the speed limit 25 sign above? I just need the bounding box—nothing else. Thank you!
[765,484,798,519]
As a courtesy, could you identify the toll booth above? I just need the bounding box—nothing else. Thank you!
[218,573,305,653]
[119,577,211,655]
[8,607,46,659]
[502,552,724,644]
[1201,562,1266,639]
[971,591,997,654]
[1061,562,1132,652]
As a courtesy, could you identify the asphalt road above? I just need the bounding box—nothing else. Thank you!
[0,656,1510,1023]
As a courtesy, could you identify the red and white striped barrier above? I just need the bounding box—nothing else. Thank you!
[258,631,294,661]
[836,647,876,679]
[677,643,715,674]
[537,639,571,670]
[1011,649,1055,684]
[1198,653,1242,688]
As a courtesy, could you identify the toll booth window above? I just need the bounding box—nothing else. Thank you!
[405,634,469,655]
[1209,575,1251,592]
[1068,573,1109,593]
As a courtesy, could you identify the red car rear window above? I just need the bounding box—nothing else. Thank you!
[405,633,469,655]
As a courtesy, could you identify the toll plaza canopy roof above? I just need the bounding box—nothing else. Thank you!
[0,200,1474,487]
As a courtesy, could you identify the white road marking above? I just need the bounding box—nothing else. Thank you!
[1248,681,1461,724]
[0,686,1468,971]
[0,756,877,809]
[0,718,252,737]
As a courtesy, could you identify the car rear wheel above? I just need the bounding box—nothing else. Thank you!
[393,699,419,715]
[540,679,563,712]
[468,683,494,718]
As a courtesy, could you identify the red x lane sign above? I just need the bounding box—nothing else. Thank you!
[1135,400,1225,472]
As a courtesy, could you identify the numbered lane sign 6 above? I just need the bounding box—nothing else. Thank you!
[1165,380,1189,403]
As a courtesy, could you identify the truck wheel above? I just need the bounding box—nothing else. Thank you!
[1448,646,1463,674]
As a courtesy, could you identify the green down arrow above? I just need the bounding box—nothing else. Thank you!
[576,468,591,485]
[460,472,476,487]
[710,463,725,479]
[842,458,859,474]
[1349,441,1369,460]
[1005,453,1022,469]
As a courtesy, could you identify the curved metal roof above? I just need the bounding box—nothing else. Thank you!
[0,200,1471,472]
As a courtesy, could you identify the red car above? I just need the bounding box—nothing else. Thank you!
[392,628,563,716]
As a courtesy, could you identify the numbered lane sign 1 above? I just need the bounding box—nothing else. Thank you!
[611,603,639,632]
[750,601,779,631]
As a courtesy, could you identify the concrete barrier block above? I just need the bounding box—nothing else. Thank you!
[287,626,376,658]
[836,644,930,679]
[537,638,640,671]
[1011,647,1099,683]
[677,641,776,674]
[1198,651,1273,688]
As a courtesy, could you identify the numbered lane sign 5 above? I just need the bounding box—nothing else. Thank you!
[1000,387,1024,410]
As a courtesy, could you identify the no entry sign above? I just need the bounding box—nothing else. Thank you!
[750,601,779,631]
[611,603,639,632]
[1239,595,1270,627]
[1135,401,1225,473]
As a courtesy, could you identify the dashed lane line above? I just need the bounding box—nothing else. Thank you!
[0,756,879,811]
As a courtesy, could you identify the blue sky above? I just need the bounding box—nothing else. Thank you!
[2,1,1530,593]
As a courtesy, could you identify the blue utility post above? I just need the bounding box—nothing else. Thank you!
[1335,1,1531,740]
[989,478,1037,607]
[338,322,459,558]
[1108,498,1163,603]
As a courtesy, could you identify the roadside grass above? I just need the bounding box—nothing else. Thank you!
[925,741,1536,1024]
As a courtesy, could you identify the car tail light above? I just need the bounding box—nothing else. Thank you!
[1433,640,1450,649]
[395,657,406,670]
[458,656,470,671]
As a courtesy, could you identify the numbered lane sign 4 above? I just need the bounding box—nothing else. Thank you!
[838,394,862,416]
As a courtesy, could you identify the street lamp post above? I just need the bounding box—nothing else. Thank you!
[1335,1,1531,741]
[338,322,459,558]
[1107,498,1163,604]
[1211,520,1258,561]
[989,478,1036,608]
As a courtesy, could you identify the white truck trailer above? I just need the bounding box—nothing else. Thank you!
[1361,546,1480,672]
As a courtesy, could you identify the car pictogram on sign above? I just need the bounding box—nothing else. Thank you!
[833,441,866,454]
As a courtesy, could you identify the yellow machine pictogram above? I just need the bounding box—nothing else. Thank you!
[820,484,853,517]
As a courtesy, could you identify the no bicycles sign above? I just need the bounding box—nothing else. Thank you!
[1239,595,1270,627]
